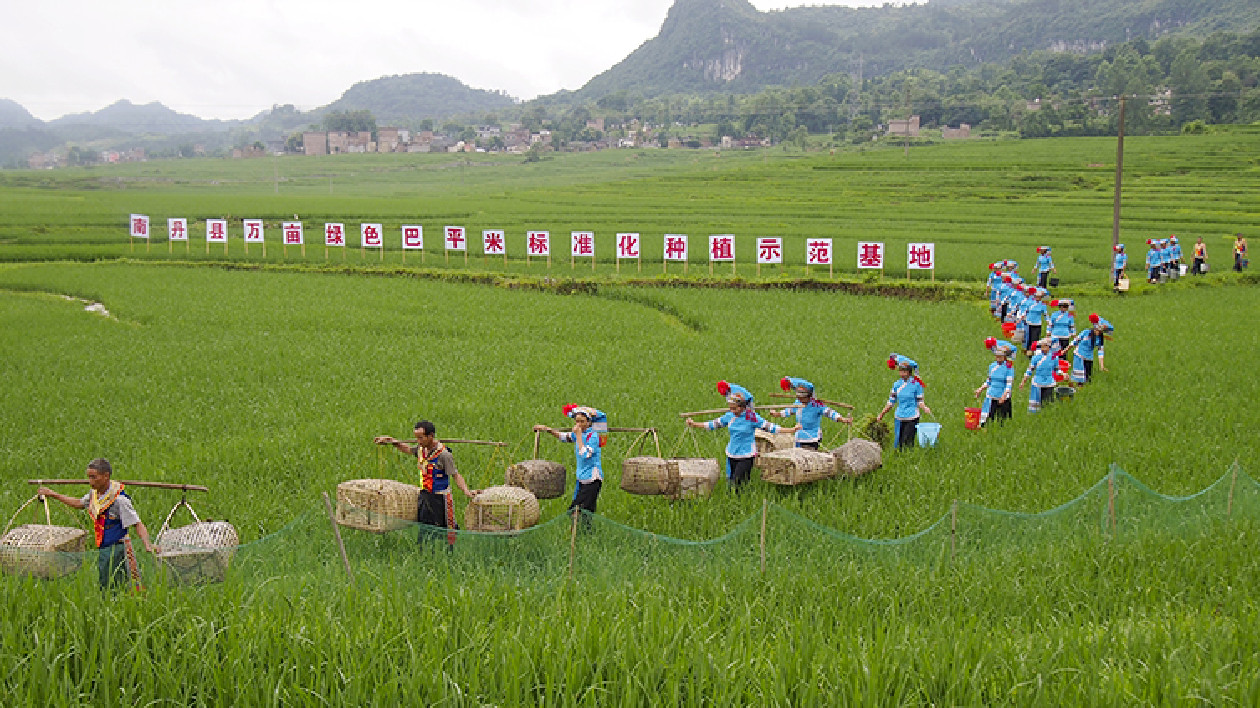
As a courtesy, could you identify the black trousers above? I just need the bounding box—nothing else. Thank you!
[728,457,755,491]
[894,418,919,449]
[981,398,1012,427]
[1025,324,1042,352]
[1192,258,1204,274]
[569,479,602,515]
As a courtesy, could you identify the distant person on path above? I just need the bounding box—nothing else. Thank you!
[1169,236,1183,274]
[38,458,157,590]
[974,343,1013,426]
[1192,237,1208,275]
[1035,246,1056,289]
[375,420,479,544]
[1236,234,1248,272]
[772,376,851,450]
[877,355,932,449]
[1113,244,1128,286]
[687,382,797,491]
[536,405,606,523]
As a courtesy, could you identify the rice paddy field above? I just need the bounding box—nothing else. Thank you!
[1,132,1259,705]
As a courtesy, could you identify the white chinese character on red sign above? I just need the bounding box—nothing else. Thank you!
[807,238,832,265]
[527,231,550,256]
[857,242,885,269]
[757,238,782,264]
[907,243,935,270]
[709,235,734,262]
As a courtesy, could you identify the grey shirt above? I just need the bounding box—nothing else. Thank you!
[79,492,141,528]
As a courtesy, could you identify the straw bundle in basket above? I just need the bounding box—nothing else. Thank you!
[620,456,678,496]
[505,460,566,499]
[831,438,883,478]
[335,478,421,532]
[464,485,541,532]
[157,521,238,585]
[758,448,838,486]
[753,430,798,469]
[0,524,86,579]
[667,458,721,500]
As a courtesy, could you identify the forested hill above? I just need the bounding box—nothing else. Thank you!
[569,0,1260,102]
[319,73,517,123]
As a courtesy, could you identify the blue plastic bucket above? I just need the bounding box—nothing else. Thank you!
[916,422,942,448]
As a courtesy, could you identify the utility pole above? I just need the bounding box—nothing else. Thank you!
[1111,96,1127,259]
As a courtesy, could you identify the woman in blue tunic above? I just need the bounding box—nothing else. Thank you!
[1066,314,1112,385]
[1113,244,1127,286]
[772,376,851,450]
[1048,299,1075,354]
[687,381,797,491]
[1035,246,1056,289]
[1020,339,1061,412]
[876,355,932,449]
[973,344,1013,426]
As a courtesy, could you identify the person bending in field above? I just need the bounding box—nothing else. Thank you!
[536,404,606,526]
[687,381,798,492]
[973,342,1013,427]
[375,420,479,545]
[771,376,851,450]
[1065,314,1112,386]
[1048,299,1075,354]
[39,458,157,590]
[876,355,932,449]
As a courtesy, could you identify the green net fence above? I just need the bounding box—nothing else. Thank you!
[2,463,1256,591]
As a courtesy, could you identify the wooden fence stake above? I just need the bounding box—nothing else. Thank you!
[567,510,579,582]
[321,492,355,586]
[1228,459,1239,521]
[950,499,957,561]
[759,498,768,574]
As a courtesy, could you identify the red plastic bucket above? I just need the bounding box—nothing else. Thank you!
[964,407,982,430]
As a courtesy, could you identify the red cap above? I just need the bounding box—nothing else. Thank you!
[562,403,578,417]
[886,356,897,370]
[1114,245,1122,252]
[779,377,791,391]
[716,380,731,396]
[984,337,996,349]
[1089,313,1100,324]
[1051,299,1059,307]
[1147,239,1154,245]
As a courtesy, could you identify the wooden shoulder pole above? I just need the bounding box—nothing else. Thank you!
[321,492,355,586]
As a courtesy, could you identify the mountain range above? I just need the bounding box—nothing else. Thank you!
[1,0,1257,163]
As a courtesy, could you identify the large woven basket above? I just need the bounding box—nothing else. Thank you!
[505,460,566,499]
[754,430,798,468]
[336,478,421,532]
[667,458,721,500]
[831,438,883,478]
[620,456,678,496]
[758,448,838,486]
[0,524,86,579]
[157,521,238,585]
[464,485,541,532]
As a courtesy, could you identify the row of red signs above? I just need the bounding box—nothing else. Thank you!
[129,215,936,269]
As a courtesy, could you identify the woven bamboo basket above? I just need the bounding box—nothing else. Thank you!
[335,478,421,532]
[753,430,798,468]
[667,458,721,499]
[464,485,541,532]
[758,448,838,486]
[505,460,566,499]
[620,456,678,496]
[0,524,86,579]
[157,521,238,585]
[831,438,883,478]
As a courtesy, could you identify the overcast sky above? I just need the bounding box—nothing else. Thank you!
[3,0,886,121]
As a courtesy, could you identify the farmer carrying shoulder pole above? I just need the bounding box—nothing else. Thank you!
[686,381,798,492]
[535,404,606,525]
[771,376,851,450]
[375,420,479,544]
[39,458,157,590]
